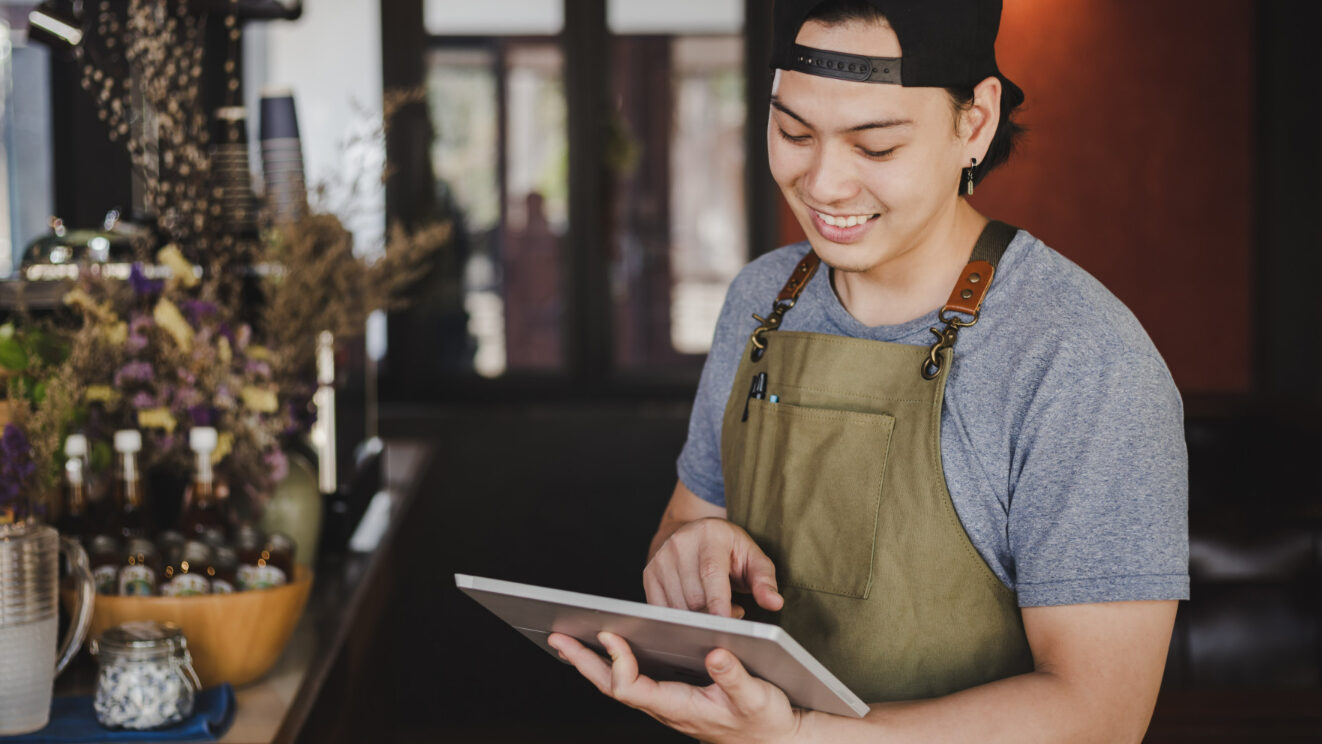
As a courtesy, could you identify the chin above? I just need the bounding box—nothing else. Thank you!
[802,235,884,275]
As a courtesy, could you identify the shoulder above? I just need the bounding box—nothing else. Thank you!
[985,230,1173,382]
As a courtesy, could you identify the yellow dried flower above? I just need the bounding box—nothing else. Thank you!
[153,298,193,352]
[85,385,117,402]
[218,336,232,367]
[137,407,178,433]
[103,321,128,346]
[157,244,200,288]
[246,345,272,361]
[241,386,279,413]
[63,288,118,324]
[212,431,234,464]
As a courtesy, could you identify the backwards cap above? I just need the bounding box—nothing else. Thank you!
[771,0,1024,110]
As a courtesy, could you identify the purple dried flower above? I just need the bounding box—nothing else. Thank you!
[114,361,155,387]
[180,299,219,328]
[264,448,289,483]
[126,333,149,353]
[172,386,203,410]
[130,391,157,409]
[128,264,164,296]
[244,359,272,378]
[188,405,216,426]
[217,322,236,347]
[0,424,36,513]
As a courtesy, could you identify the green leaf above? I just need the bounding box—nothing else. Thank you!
[0,338,29,372]
[29,332,70,366]
[90,441,113,473]
[29,380,47,405]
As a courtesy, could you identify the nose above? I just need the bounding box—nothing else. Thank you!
[801,143,860,207]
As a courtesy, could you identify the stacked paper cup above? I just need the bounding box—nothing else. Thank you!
[209,106,260,235]
[259,89,309,226]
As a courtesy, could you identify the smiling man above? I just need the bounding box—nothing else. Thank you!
[549,1,1189,741]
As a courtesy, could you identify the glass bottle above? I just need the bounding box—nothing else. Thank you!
[209,546,238,594]
[111,430,151,540]
[57,435,90,543]
[177,427,225,540]
[160,541,213,597]
[118,538,159,596]
[89,535,122,595]
[235,526,292,590]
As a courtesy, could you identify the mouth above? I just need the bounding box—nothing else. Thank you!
[808,208,881,244]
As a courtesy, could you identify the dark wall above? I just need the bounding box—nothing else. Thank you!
[778,0,1260,396]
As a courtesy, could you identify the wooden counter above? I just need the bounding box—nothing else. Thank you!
[51,440,430,744]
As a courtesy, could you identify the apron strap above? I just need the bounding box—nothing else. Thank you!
[748,251,822,360]
[748,221,1019,369]
[922,220,1019,379]
[941,220,1017,317]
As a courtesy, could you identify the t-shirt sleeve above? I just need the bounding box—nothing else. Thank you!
[1008,351,1189,607]
[676,276,755,508]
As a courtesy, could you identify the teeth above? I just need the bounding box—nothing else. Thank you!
[816,211,873,228]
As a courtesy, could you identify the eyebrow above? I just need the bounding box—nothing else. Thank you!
[770,96,913,133]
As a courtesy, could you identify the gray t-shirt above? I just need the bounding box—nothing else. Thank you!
[677,230,1189,607]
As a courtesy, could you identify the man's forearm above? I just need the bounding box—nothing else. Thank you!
[799,670,1152,744]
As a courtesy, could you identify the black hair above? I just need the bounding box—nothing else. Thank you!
[802,0,1025,186]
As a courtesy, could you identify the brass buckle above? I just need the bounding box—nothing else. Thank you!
[921,309,978,380]
[749,299,796,361]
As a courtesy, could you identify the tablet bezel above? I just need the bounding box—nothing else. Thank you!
[455,573,869,718]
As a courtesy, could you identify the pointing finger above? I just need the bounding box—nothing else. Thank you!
[745,551,784,612]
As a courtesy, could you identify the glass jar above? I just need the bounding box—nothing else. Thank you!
[90,621,201,730]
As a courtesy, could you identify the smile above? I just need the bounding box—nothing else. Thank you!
[809,209,880,244]
[812,209,878,228]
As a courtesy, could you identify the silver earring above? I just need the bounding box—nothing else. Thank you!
[964,157,978,196]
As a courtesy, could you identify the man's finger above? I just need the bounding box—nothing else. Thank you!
[705,648,762,714]
[598,631,644,705]
[744,549,784,611]
[548,633,612,696]
[697,546,735,617]
[730,602,746,619]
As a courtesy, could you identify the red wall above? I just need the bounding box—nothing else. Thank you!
[777,0,1255,394]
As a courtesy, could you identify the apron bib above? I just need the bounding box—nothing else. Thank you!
[719,222,1034,702]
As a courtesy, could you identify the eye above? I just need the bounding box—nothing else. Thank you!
[777,126,811,144]
[859,146,898,160]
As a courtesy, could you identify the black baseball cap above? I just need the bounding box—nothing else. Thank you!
[770,0,1024,110]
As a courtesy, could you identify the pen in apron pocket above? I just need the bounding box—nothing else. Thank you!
[742,372,767,422]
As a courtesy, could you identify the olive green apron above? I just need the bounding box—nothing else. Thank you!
[719,222,1034,702]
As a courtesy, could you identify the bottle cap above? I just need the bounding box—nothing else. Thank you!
[113,430,142,453]
[65,433,89,458]
[189,427,218,453]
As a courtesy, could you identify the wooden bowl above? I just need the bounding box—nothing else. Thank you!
[80,565,312,688]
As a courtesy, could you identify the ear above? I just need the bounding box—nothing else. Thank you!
[963,75,1003,164]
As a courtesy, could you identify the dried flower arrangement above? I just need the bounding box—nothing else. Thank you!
[0,2,451,524]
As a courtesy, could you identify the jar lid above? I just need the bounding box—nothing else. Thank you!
[92,621,188,658]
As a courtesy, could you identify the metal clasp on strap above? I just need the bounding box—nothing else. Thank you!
[921,308,979,380]
[749,299,796,361]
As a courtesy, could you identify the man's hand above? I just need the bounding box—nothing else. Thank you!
[547,631,801,744]
[645,516,784,618]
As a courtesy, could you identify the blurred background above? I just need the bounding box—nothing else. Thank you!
[2,0,1319,741]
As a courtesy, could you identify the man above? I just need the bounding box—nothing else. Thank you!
[550,1,1188,741]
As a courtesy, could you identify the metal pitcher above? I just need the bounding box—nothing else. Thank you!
[0,522,95,735]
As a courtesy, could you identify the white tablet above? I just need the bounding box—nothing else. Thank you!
[455,574,869,718]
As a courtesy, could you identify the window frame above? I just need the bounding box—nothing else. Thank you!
[382,0,776,404]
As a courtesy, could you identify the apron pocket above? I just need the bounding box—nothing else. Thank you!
[740,398,895,599]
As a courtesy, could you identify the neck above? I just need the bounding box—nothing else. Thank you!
[832,199,988,327]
